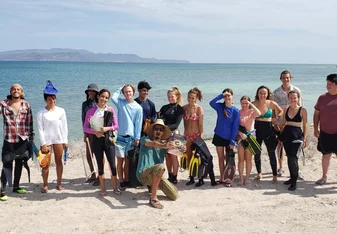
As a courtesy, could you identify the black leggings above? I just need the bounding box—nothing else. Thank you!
[283,141,302,186]
[254,121,277,176]
[92,136,116,176]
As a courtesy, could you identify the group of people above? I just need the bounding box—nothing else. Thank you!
[0,72,336,209]
[0,80,68,201]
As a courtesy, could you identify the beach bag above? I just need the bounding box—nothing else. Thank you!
[37,151,51,168]
[127,146,143,188]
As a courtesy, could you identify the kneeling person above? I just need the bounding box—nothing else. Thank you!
[136,119,178,209]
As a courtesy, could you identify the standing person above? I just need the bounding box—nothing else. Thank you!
[111,84,143,190]
[252,86,283,183]
[0,84,34,201]
[210,88,240,187]
[37,81,68,193]
[159,86,184,184]
[136,119,178,209]
[272,70,303,177]
[278,91,307,191]
[314,74,337,185]
[237,96,261,186]
[135,81,157,135]
[83,89,120,195]
[81,83,99,185]
[183,87,204,185]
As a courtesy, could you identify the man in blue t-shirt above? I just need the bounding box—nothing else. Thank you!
[135,81,157,136]
[136,119,178,209]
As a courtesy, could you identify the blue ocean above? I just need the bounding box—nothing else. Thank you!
[0,61,335,146]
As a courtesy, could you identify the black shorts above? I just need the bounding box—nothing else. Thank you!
[317,131,337,155]
[212,133,230,147]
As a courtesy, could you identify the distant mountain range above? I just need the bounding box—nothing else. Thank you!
[0,48,189,63]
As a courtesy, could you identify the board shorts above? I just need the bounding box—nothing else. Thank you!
[115,135,134,158]
[317,131,337,155]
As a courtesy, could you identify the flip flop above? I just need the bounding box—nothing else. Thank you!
[113,189,121,195]
[315,178,327,185]
[100,191,106,196]
[56,185,65,191]
[41,187,48,193]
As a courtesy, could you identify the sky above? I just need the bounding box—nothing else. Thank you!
[1,0,337,63]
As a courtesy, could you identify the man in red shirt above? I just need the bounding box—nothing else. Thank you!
[0,84,34,201]
[314,74,337,185]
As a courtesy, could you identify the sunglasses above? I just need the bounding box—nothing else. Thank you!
[154,127,164,132]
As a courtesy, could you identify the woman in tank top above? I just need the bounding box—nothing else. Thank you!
[279,90,307,191]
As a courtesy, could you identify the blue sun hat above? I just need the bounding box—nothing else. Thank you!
[43,80,58,95]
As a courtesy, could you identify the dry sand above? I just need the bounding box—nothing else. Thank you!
[2,137,337,234]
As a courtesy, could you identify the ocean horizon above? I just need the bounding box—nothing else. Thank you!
[1,61,335,147]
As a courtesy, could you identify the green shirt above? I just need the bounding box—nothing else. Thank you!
[136,136,168,179]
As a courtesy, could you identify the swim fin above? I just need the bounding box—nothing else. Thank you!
[180,152,188,169]
[188,152,201,177]
[223,149,236,183]
[246,134,262,155]
[31,143,41,171]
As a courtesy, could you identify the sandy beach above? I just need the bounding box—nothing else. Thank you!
[2,137,337,234]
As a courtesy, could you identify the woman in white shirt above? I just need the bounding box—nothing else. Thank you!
[37,81,68,193]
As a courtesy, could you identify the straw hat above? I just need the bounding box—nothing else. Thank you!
[145,119,171,140]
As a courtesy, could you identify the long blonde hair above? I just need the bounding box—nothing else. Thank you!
[167,86,183,105]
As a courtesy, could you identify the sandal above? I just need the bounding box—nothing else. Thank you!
[149,198,163,209]
[254,174,262,181]
[315,178,327,185]
[244,180,251,186]
[56,185,65,191]
[225,183,232,187]
[100,191,106,196]
[216,180,226,184]
[13,187,27,194]
[41,187,48,193]
[113,189,121,195]
[271,177,278,184]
